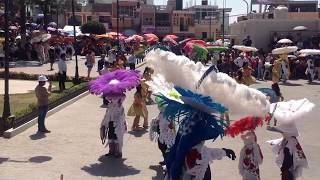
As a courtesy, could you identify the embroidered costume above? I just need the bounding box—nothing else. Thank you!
[267,98,314,179]
[90,70,140,158]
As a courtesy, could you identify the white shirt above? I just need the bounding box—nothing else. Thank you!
[234,57,248,67]
[57,59,67,73]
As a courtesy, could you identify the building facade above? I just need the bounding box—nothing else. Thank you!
[230,1,320,51]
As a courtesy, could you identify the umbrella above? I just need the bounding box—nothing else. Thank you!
[125,34,144,42]
[9,26,18,30]
[232,45,258,52]
[287,55,297,59]
[164,34,178,41]
[183,40,206,54]
[277,38,293,44]
[192,44,208,60]
[107,32,123,36]
[272,46,298,55]
[144,33,159,42]
[47,27,57,32]
[206,46,228,52]
[293,26,307,31]
[48,22,57,27]
[163,37,178,45]
[178,38,196,45]
[299,49,320,56]
[95,34,113,39]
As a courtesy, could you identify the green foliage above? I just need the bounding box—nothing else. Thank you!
[80,21,106,35]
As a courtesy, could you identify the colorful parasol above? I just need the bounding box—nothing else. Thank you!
[164,34,178,41]
[232,45,258,52]
[89,70,140,97]
[183,40,206,53]
[277,38,293,44]
[299,49,320,56]
[144,33,159,42]
[125,34,144,43]
[272,46,298,55]
[192,44,208,60]
[206,46,228,52]
[293,26,307,31]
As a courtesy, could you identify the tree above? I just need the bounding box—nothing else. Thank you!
[80,21,106,35]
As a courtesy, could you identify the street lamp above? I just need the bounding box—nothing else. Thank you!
[117,0,120,51]
[241,0,249,14]
[2,0,11,122]
[71,0,80,84]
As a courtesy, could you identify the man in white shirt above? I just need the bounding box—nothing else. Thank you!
[57,53,67,91]
[234,53,248,68]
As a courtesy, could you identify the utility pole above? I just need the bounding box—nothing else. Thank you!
[2,0,11,125]
[222,0,225,44]
[117,0,120,51]
[71,0,80,84]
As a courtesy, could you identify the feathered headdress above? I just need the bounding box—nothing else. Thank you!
[225,116,264,138]
[155,86,228,180]
[89,70,140,97]
[145,49,270,117]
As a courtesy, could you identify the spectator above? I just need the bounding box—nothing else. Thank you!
[314,56,320,80]
[234,53,248,68]
[35,75,52,133]
[85,50,95,78]
[57,53,67,91]
[48,46,55,71]
[243,36,252,46]
[257,56,265,80]
[128,52,136,70]
[97,54,106,75]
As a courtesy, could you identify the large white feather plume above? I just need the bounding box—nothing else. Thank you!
[145,49,270,117]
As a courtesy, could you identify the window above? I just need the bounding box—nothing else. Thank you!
[87,16,92,21]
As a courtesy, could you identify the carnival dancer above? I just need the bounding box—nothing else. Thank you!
[305,56,315,83]
[281,58,290,83]
[267,98,314,180]
[149,96,177,165]
[89,70,140,158]
[225,117,265,180]
[241,62,256,86]
[128,85,148,130]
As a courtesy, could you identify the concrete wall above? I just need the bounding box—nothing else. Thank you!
[230,19,320,50]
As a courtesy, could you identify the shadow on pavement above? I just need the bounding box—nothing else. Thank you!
[306,81,320,85]
[81,156,140,177]
[0,156,52,164]
[28,156,52,163]
[149,165,164,180]
[280,82,302,86]
[127,129,148,137]
[29,133,47,140]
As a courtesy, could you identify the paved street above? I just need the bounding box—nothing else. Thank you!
[0,73,320,179]
[1,57,101,78]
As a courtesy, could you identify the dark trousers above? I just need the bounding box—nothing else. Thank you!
[129,63,135,70]
[38,105,48,131]
[58,71,66,91]
[158,141,167,160]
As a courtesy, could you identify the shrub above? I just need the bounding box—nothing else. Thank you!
[80,21,106,35]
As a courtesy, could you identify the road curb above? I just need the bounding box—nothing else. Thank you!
[3,91,90,139]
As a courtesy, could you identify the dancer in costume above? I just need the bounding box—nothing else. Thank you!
[241,62,256,86]
[158,87,236,180]
[149,96,177,165]
[305,56,315,83]
[225,117,265,180]
[89,70,140,158]
[128,85,148,130]
[267,98,314,180]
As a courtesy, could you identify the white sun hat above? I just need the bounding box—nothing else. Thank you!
[38,75,48,82]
